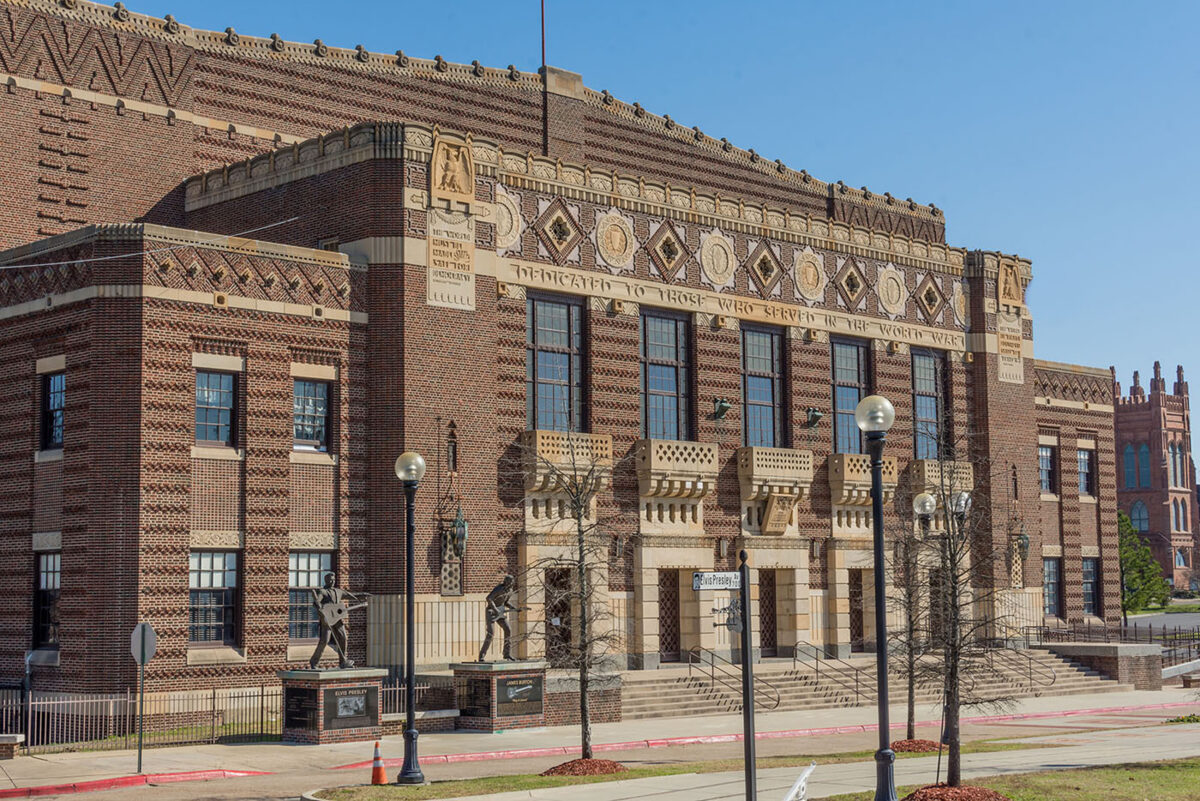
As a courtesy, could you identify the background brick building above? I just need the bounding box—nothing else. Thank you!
[1114,363,1196,587]
[0,0,1122,694]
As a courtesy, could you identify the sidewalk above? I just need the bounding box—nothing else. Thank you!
[0,686,1196,796]
[421,720,1200,800]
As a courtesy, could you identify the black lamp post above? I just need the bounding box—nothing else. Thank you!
[855,394,898,801]
[394,451,427,785]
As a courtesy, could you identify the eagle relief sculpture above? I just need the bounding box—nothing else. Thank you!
[432,138,474,204]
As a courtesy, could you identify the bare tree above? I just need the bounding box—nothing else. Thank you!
[886,508,932,742]
[506,431,629,761]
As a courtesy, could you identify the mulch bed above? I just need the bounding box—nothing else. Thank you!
[892,739,941,753]
[540,758,628,777]
[902,784,1012,801]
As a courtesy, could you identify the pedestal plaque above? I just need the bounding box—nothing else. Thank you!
[278,668,387,745]
[450,661,547,732]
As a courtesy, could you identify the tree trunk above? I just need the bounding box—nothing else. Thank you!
[577,513,592,760]
[946,575,962,786]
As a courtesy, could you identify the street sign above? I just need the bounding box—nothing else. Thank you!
[130,622,156,775]
[130,623,157,665]
[693,571,741,591]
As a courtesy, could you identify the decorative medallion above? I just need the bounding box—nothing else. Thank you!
[646,221,690,282]
[876,263,908,317]
[835,258,868,308]
[916,275,945,321]
[699,231,736,287]
[533,199,584,264]
[951,282,969,327]
[794,248,826,302]
[745,240,784,296]
[595,211,636,269]
[492,191,522,251]
[430,134,475,207]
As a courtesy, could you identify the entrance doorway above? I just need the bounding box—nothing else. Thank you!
[759,569,777,657]
[658,569,681,662]
[545,568,572,668]
[849,570,865,653]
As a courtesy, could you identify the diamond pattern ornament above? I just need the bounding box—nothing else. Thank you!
[835,258,868,308]
[534,198,584,264]
[646,221,690,282]
[745,240,784,296]
[916,274,946,321]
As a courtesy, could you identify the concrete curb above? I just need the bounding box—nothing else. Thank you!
[0,770,271,798]
[333,700,1200,770]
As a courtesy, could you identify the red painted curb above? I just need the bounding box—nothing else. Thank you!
[333,700,1200,771]
[0,770,271,799]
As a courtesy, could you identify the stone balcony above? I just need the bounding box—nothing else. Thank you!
[910,459,974,497]
[634,439,719,536]
[521,430,614,534]
[737,447,814,536]
[828,453,898,506]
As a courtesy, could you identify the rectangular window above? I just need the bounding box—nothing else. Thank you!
[293,380,330,451]
[832,339,870,454]
[640,312,691,441]
[742,326,785,448]
[1042,557,1062,617]
[1081,557,1100,616]
[33,552,61,649]
[40,372,65,450]
[911,350,945,460]
[288,552,333,640]
[1038,445,1058,494]
[1077,449,1096,496]
[188,551,239,645]
[526,296,585,432]
[195,371,236,446]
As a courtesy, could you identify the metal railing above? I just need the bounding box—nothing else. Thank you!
[1024,621,1200,668]
[793,649,873,705]
[380,675,457,716]
[0,686,281,755]
[972,647,1057,689]
[685,647,781,711]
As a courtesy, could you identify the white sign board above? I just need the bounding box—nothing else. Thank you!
[693,571,741,591]
[130,622,157,666]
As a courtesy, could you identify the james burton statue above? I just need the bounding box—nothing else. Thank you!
[309,573,369,669]
[478,574,525,662]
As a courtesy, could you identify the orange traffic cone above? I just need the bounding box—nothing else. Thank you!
[370,741,387,785]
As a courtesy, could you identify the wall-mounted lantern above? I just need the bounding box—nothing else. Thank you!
[803,407,824,428]
[451,504,469,557]
[713,397,733,420]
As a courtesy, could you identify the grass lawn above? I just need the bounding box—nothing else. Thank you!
[821,757,1200,801]
[319,740,1042,800]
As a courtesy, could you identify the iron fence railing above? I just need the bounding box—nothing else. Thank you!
[1023,621,1200,668]
[0,686,281,755]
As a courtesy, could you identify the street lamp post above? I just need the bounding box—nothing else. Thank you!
[855,394,898,801]
[394,452,427,785]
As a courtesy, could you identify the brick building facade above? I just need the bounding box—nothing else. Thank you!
[0,0,1121,694]
[1113,363,1196,588]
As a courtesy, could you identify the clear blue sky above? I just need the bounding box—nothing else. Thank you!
[137,0,1197,391]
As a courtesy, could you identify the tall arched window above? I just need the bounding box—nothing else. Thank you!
[1131,500,1149,532]
[1124,444,1137,489]
[1168,444,1177,486]
[1138,444,1152,488]
[1172,500,1179,530]
[1184,503,1190,532]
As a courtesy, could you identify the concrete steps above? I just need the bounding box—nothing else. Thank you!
[619,650,1132,720]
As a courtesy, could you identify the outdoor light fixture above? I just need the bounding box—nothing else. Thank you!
[951,491,972,519]
[394,450,426,785]
[1017,523,1030,559]
[451,504,469,558]
[713,397,733,420]
[803,407,824,428]
[912,492,937,519]
[854,394,896,435]
[854,394,898,801]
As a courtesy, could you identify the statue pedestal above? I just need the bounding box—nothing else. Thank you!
[278,668,388,745]
[450,661,547,732]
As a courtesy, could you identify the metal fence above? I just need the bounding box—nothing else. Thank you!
[1026,621,1200,667]
[381,675,457,717]
[0,686,281,755]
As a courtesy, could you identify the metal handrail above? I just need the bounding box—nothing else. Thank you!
[685,647,781,711]
[979,647,1057,688]
[1023,622,1200,667]
[793,647,872,705]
